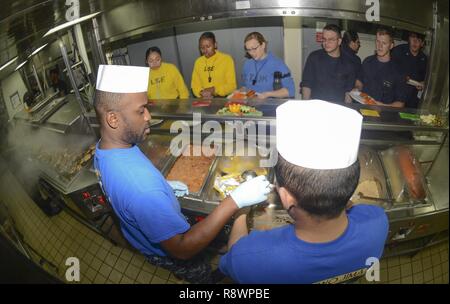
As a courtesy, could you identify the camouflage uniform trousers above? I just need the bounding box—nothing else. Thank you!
[145,252,224,284]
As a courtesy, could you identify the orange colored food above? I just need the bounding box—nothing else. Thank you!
[360,93,377,105]
[230,92,247,99]
[166,145,215,193]
[228,103,242,113]
[397,147,426,200]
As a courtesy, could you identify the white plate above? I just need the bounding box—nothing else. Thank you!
[349,91,365,104]
[407,79,422,87]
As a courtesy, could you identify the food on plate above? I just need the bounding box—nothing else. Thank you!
[166,144,215,193]
[227,90,257,99]
[359,92,377,105]
[246,90,256,98]
[216,103,263,116]
[397,147,426,200]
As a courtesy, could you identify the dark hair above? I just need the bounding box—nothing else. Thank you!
[275,154,360,219]
[145,46,162,66]
[342,30,359,46]
[323,24,342,38]
[94,90,123,120]
[408,31,425,41]
[49,68,59,75]
[199,32,216,44]
[376,27,394,42]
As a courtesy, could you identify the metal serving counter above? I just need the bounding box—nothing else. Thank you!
[6,94,448,255]
[145,98,449,255]
[13,94,88,134]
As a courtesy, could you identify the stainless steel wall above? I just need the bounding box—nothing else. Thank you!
[97,0,435,43]
[422,0,449,114]
[126,24,284,92]
[92,0,447,111]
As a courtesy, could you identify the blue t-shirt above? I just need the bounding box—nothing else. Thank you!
[391,43,428,108]
[242,52,295,97]
[301,49,358,104]
[219,205,388,284]
[94,142,190,257]
[360,55,409,105]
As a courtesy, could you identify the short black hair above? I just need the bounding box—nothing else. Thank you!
[323,24,342,38]
[199,31,216,44]
[145,46,162,61]
[93,90,124,120]
[275,154,360,219]
[408,31,425,41]
[342,30,359,45]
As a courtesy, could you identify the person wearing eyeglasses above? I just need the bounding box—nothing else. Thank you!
[240,32,295,99]
[218,100,389,284]
[191,32,237,98]
[145,46,189,100]
[301,24,360,103]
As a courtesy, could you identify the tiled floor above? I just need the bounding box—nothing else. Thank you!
[356,241,448,284]
[0,158,448,284]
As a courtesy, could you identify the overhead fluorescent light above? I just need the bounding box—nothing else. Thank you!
[43,11,102,38]
[0,56,18,71]
[14,60,28,71]
[28,43,49,58]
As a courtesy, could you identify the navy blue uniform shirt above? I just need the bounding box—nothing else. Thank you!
[361,55,408,105]
[341,44,363,81]
[301,49,357,103]
[391,43,427,108]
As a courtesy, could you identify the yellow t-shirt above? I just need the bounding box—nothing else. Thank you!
[191,50,237,97]
[147,62,189,99]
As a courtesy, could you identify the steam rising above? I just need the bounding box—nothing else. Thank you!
[4,122,96,187]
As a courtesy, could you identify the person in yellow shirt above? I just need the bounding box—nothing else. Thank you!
[191,32,237,98]
[145,46,189,99]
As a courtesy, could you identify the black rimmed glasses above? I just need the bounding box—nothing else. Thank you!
[245,44,261,52]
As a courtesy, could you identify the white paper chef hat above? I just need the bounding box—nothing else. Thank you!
[96,64,149,93]
[276,100,363,169]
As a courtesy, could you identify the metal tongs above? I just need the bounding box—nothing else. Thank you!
[241,170,276,191]
[354,192,395,209]
[355,192,430,211]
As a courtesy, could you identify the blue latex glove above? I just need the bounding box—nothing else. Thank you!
[167,180,189,197]
[230,175,271,208]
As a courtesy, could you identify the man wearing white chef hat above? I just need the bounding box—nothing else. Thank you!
[93,64,271,283]
[219,100,389,284]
